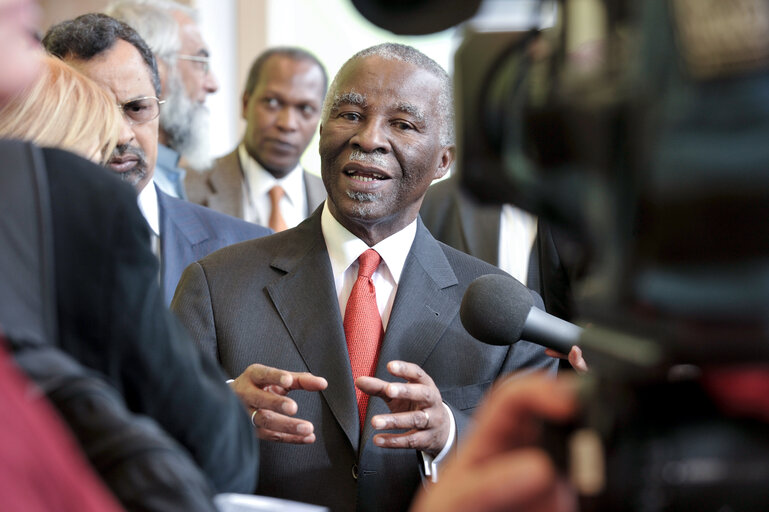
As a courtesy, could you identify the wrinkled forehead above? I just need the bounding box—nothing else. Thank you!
[330,56,440,114]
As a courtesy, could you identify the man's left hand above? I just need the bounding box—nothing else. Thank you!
[356,360,448,458]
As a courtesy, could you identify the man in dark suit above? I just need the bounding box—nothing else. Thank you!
[420,177,590,371]
[0,141,259,498]
[185,47,327,231]
[420,176,585,321]
[172,43,557,512]
[43,13,270,305]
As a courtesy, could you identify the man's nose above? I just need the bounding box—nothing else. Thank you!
[350,118,389,153]
[276,107,299,132]
[117,116,135,146]
[204,68,218,94]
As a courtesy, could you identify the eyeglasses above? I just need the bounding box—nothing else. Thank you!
[118,96,165,125]
[177,54,211,74]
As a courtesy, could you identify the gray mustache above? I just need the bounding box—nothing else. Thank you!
[111,143,147,166]
[349,149,387,168]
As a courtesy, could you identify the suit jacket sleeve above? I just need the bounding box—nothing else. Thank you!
[171,262,220,364]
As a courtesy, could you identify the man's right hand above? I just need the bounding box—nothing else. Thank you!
[230,363,328,444]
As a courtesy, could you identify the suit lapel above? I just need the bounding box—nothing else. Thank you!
[158,188,211,300]
[457,189,500,266]
[264,213,360,450]
[363,221,459,438]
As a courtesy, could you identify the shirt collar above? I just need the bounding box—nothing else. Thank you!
[321,202,417,284]
[137,182,160,237]
[157,143,181,170]
[238,142,305,207]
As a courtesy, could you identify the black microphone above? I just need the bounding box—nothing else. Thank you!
[460,274,582,354]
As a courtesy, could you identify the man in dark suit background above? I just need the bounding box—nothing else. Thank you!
[43,13,270,306]
[172,42,556,512]
[420,176,585,321]
[420,177,590,371]
[185,47,327,231]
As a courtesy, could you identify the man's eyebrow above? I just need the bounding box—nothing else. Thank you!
[395,102,425,123]
[330,91,366,111]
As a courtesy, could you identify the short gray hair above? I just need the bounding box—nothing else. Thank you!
[105,0,197,65]
[322,42,454,147]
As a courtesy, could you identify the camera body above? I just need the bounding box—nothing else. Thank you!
[453,1,769,510]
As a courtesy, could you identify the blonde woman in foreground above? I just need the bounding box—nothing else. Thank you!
[0,54,119,164]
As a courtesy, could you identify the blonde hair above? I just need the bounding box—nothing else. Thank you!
[0,55,120,164]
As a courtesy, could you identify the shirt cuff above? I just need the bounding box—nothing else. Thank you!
[420,402,456,483]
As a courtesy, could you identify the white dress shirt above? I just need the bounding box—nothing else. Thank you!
[238,143,308,228]
[137,182,161,257]
[498,204,538,285]
[320,203,455,482]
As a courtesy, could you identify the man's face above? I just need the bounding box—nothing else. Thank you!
[159,12,217,169]
[242,55,325,178]
[319,56,454,241]
[172,11,218,105]
[68,39,158,193]
[0,0,41,102]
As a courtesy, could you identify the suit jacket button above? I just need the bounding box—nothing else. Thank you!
[351,464,359,480]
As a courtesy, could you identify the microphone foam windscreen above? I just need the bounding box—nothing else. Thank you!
[460,274,534,346]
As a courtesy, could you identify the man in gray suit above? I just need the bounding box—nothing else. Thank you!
[43,13,270,306]
[172,43,556,512]
[185,47,327,231]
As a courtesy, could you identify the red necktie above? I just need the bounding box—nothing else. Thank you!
[343,249,384,428]
[268,185,288,232]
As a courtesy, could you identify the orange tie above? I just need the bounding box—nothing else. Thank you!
[343,249,384,428]
[268,185,288,232]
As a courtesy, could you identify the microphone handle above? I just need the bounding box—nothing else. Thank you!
[522,307,582,354]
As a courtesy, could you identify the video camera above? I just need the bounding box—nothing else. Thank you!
[352,0,769,510]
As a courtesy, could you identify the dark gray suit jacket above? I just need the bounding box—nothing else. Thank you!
[157,186,271,306]
[184,147,326,222]
[171,208,557,512]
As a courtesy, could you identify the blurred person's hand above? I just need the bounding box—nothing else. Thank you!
[410,374,579,512]
[546,346,588,374]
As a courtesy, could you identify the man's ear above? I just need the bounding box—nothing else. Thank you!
[241,93,250,119]
[434,145,456,180]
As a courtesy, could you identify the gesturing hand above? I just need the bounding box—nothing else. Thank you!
[355,360,448,458]
[230,363,327,444]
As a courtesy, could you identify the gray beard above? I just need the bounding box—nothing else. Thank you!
[119,168,147,189]
[160,73,212,171]
[109,143,148,191]
[346,189,380,217]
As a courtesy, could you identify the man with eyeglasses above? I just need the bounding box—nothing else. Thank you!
[106,0,219,200]
[43,13,270,306]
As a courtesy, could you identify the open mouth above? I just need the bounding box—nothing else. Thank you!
[345,169,387,182]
